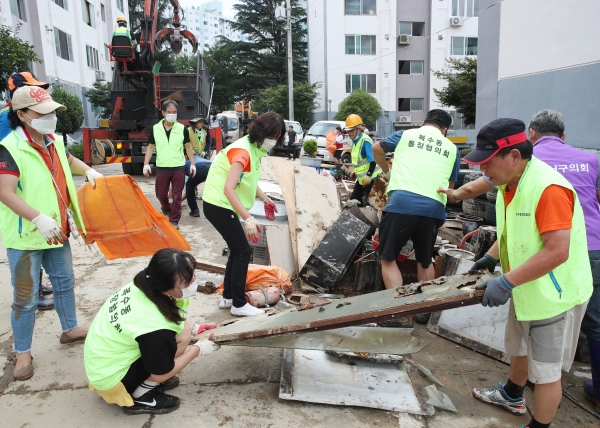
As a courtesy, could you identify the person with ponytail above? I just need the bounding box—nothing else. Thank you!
[84,249,220,415]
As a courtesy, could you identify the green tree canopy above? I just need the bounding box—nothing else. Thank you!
[0,25,41,93]
[85,80,112,119]
[433,57,477,126]
[252,82,320,124]
[203,41,240,112]
[52,86,84,142]
[334,90,382,128]
[174,54,197,74]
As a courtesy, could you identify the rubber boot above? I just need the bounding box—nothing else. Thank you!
[584,336,600,410]
[39,268,53,296]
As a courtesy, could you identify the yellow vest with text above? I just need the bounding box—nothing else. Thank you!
[189,126,206,156]
[351,133,380,185]
[153,120,186,168]
[387,126,456,205]
[497,157,592,321]
[0,130,85,250]
[202,135,266,213]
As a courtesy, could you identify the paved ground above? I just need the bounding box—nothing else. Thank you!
[0,162,597,427]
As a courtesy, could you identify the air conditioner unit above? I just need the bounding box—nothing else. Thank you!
[95,71,106,81]
[450,16,464,26]
[398,114,411,122]
[397,34,411,45]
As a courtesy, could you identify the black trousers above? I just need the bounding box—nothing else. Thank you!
[185,161,211,212]
[287,143,297,159]
[350,179,374,207]
[203,201,251,308]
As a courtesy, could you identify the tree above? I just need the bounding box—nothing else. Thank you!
[0,24,41,93]
[203,41,240,112]
[433,57,477,126]
[334,90,382,128]
[52,86,84,143]
[174,54,197,73]
[85,81,112,119]
[252,82,321,124]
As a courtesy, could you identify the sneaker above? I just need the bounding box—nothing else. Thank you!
[170,221,179,230]
[123,389,180,415]
[472,381,527,415]
[219,297,232,309]
[155,376,179,392]
[231,303,264,317]
[189,209,200,217]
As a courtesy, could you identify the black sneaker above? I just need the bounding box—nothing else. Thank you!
[155,376,179,392]
[123,390,180,415]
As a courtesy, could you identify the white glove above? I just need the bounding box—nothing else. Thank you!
[243,216,261,243]
[381,171,391,181]
[143,164,152,177]
[193,338,221,356]
[85,169,103,188]
[31,213,66,244]
[189,164,196,178]
[361,175,372,186]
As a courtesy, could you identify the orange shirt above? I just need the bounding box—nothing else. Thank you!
[227,148,251,172]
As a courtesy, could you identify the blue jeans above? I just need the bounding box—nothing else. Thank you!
[581,250,600,341]
[8,241,79,353]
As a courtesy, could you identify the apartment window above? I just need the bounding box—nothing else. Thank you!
[104,44,109,60]
[399,22,425,36]
[100,3,105,22]
[82,0,95,28]
[345,35,376,55]
[9,0,26,20]
[451,36,478,55]
[345,0,376,15]
[54,28,74,61]
[116,0,124,13]
[86,45,100,70]
[53,0,68,10]
[398,98,424,111]
[345,74,376,93]
[398,60,424,75]
[204,21,208,25]
[452,0,479,17]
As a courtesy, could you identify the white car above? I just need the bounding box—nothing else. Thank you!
[303,120,351,163]
[271,120,303,157]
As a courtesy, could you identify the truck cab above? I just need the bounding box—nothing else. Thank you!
[218,111,242,147]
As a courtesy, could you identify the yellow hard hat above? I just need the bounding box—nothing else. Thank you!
[344,114,364,131]
[116,16,126,23]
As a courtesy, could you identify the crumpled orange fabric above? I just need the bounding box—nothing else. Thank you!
[326,130,337,155]
[77,175,191,260]
[217,264,292,294]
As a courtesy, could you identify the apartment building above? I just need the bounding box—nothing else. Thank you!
[0,0,128,128]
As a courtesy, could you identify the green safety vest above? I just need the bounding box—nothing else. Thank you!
[0,130,85,250]
[84,282,185,391]
[153,119,186,168]
[351,133,380,185]
[497,157,593,321]
[387,126,456,205]
[189,126,206,156]
[112,26,134,46]
[202,135,266,213]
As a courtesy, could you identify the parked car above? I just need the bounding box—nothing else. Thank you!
[303,120,352,164]
[271,120,303,158]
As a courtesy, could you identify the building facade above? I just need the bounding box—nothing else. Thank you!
[0,0,129,128]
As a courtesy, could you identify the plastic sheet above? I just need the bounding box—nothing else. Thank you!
[325,129,337,155]
[216,264,292,294]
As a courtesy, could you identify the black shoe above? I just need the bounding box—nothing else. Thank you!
[123,390,180,415]
[189,209,200,217]
[155,376,179,392]
[37,294,55,310]
[40,284,53,295]
[415,313,431,324]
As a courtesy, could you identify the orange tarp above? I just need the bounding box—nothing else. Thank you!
[77,175,191,260]
[217,264,292,294]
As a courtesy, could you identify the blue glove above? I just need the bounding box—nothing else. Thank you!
[475,275,515,307]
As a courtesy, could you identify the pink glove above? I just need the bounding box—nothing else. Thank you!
[264,200,278,221]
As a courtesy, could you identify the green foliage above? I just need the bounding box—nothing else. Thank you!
[303,139,318,158]
[252,82,320,124]
[0,24,41,93]
[153,49,176,73]
[68,144,84,161]
[332,168,350,181]
[51,86,84,137]
[174,54,197,73]
[460,147,472,157]
[204,41,239,112]
[433,57,477,126]
[334,90,382,128]
[85,81,112,119]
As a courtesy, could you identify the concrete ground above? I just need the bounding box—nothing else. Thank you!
[0,162,598,427]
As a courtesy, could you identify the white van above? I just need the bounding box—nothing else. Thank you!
[304,120,351,163]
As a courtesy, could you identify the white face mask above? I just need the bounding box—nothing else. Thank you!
[261,138,277,152]
[25,112,57,135]
[175,278,198,300]
[165,113,177,123]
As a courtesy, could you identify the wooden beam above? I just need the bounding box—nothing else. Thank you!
[195,261,226,274]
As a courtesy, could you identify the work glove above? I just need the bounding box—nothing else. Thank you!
[243,216,262,243]
[361,175,372,186]
[191,323,217,336]
[437,188,459,203]
[32,213,67,245]
[381,171,391,181]
[189,164,196,178]
[192,337,221,356]
[344,199,360,208]
[475,275,515,307]
[263,199,278,221]
[468,254,499,274]
[143,164,152,177]
[85,169,103,189]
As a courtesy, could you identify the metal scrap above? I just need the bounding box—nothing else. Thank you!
[425,385,457,412]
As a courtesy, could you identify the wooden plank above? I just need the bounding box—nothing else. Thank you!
[265,224,297,277]
[195,261,226,274]
[294,165,341,271]
[210,272,495,344]
[269,157,299,273]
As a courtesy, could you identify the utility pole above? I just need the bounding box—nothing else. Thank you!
[276,2,294,120]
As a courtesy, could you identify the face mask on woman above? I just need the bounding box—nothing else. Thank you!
[261,138,277,152]
[175,277,198,300]
[25,112,57,135]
